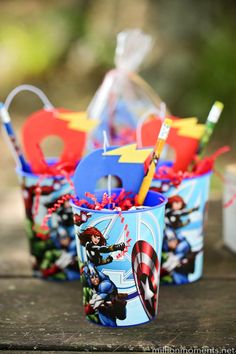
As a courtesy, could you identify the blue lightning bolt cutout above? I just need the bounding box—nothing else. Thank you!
[73,146,148,201]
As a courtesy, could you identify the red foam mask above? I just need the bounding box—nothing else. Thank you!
[22,108,87,174]
[141,115,205,172]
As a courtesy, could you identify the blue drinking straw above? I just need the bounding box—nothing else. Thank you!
[0,102,31,172]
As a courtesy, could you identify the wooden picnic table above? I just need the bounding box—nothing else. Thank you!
[0,190,235,352]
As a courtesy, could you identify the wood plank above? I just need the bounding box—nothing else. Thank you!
[0,278,235,350]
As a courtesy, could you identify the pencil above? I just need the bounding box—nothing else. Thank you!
[197,101,224,158]
[137,118,172,205]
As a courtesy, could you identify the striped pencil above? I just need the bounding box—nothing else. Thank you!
[0,103,31,172]
[197,101,224,158]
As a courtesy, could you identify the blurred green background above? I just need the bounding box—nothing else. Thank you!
[0,0,235,193]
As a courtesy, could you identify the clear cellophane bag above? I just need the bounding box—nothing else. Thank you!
[87,29,163,149]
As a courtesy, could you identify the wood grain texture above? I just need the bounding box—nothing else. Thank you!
[0,196,235,351]
[0,278,235,351]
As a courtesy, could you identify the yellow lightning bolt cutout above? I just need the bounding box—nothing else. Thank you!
[172,117,205,139]
[103,144,153,163]
[56,111,98,133]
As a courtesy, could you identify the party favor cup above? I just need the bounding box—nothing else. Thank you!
[71,188,167,327]
[16,167,80,281]
[151,170,212,285]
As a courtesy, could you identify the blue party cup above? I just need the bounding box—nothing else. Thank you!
[71,188,167,327]
[16,164,80,281]
[151,169,212,285]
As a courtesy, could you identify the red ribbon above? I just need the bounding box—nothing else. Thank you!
[154,146,230,187]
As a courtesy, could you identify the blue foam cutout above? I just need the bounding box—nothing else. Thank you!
[73,147,146,201]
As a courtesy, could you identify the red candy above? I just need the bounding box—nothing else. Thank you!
[76,189,140,211]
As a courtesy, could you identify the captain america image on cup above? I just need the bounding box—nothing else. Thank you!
[82,262,128,327]
[161,227,198,284]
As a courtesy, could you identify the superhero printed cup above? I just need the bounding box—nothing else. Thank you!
[16,165,80,281]
[71,188,167,327]
[71,144,168,327]
[151,169,212,285]
[2,87,92,280]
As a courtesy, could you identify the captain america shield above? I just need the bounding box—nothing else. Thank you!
[132,240,159,319]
